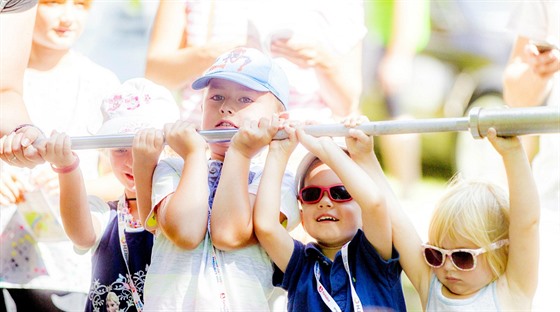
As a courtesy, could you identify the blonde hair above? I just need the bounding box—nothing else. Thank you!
[428,175,509,280]
[106,291,119,303]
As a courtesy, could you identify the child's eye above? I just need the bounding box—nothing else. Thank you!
[209,94,225,102]
[40,0,64,5]
[73,0,91,8]
[239,97,254,104]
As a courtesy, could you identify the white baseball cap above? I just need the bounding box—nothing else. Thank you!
[97,78,180,135]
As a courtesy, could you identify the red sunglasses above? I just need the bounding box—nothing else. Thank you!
[298,184,353,204]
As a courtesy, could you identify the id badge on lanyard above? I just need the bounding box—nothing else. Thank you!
[117,196,144,311]
[313,243,363,312]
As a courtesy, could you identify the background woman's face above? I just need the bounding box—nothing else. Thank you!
[33,0,91,50]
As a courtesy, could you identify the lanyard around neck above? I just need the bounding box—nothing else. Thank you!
[117,195,144,311]
[211,245,230,312]
[313,243,363,312]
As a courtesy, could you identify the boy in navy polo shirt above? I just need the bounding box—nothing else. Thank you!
[254,116,406,311]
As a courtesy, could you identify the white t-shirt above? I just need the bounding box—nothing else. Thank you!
[426,274,501,310]
[143,157,299,311]
[24,50,120,179]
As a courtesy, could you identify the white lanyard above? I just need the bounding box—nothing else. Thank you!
[117,196,144,311]
[207,161,230,311]
[314,243,363,312]
[210,245,230,312]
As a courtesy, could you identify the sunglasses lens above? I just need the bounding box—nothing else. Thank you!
[451,251,475,270]
[424,248,444,267]
[301,187,321,203]
[329,186,352,201]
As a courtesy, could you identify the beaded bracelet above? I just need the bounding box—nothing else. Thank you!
[51,152,80,174]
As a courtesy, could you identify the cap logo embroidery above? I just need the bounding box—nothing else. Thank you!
[208,47,252,72]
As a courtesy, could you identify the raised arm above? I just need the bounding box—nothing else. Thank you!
[132,128,165,230]
[38,131,97,249]
[503,36,559,107]
[269,2,364,118]
[342,116,430,305]
[145,0,245,90]
[296,127,392,260]
[314,42,363,117]
[0,5,45,167]
[253,122,298,271]
[211,117,277,250]
[487,128,539,297]
[0,4,36,136]
[157,121,209,249]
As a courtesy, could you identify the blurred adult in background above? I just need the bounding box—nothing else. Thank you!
[362,0,430,198]
[247,0,365,123]
[145,0,365,127]
[144,0,247,125]
[0,0,45,168]
[1,0,121,310]
[503,1,559,311]
[74,0,158,81]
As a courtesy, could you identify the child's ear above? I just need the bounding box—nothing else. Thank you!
[299,210,304,227]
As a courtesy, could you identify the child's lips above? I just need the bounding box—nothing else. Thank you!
[316,215,339,222]
[215,120,238,128]
[54,27,73,36]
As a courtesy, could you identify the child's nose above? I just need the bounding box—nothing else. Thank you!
[59,2,78,23]
[317,193,333,208]
[219,101,234,115]
[443,254,456,270]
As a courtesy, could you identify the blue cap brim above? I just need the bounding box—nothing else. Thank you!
[192,72,271,92]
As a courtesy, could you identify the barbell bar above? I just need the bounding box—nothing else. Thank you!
[70,106,560,150]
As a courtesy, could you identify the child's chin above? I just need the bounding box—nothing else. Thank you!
[209,143,230,158]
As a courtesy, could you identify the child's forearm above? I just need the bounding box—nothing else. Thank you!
[159,153,209,249]
[254,151,290,234]
[503,148,540,232]
[501,144,540,295]
[352,151,379,178]
[323,148,393,259]
[58,168,97,249]
[254,150,294,271]
[210,148,255,250]
[324,149,382,209]
[133,161,156,229]
[359,150,428,296]
[355,152,402,215]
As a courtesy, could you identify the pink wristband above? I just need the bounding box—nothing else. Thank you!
[51,152,80,174]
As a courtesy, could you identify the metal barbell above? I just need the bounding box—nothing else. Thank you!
[70,106,560,150]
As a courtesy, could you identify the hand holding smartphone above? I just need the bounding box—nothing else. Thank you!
[530,40,558,53]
